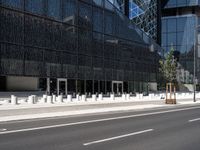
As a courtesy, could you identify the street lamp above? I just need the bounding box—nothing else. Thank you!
[193,24,200,102]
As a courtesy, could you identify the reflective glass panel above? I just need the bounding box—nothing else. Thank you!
[26,0,44,15]
[47,0,61,20]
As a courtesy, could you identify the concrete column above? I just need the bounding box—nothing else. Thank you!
[47,78,50,94]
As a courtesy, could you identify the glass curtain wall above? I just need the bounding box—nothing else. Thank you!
[0,0,160,94]
[162,15,200,84]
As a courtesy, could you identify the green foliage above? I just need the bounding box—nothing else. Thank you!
[159,46,177,83]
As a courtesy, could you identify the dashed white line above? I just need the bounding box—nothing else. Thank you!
[188,118,200,122]
[83,129,154,146]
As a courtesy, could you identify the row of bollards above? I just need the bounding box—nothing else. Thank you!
[8,93,133,105]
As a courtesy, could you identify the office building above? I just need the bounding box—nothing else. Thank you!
[0,0,161,95]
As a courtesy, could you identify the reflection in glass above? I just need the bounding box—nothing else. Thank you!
[26,0,44,14]
[47,0,61,20]
[2,0,22,9]
[63,0,77,25]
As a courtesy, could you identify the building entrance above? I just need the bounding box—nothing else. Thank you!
[57,79,67,95]
[112,81,123,95]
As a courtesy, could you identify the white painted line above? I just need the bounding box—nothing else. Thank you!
[0,106,200,135]
[189,118,200,122]
[83,129,154,146]
[0,128,7,132]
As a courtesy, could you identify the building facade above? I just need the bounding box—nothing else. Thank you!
[0,0,161,95]
[162,0,200,88]
[129,0,161,44]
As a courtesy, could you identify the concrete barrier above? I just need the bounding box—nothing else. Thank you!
[98,94,103,101]
[52,95,56,103]
[47,96,52,104]
[11,95,17,105]
[67,95,72,102]
[126,94,130,100]
[28,95,34,104]
[110,94,115,100]
[57,95,63,103]
[81,95,86,101]
[92,94,96,101]
[122,94,126,100]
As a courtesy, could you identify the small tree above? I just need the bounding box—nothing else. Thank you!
[159,46,177,104]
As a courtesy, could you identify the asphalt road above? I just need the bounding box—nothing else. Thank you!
[0,105,200,150]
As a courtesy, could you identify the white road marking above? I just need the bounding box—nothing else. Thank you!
[0,106,200,135]
[189,118,200,122]
[0,128,7,132]
[83,129,154,146]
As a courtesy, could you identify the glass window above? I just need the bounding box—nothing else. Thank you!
[177,32,184,46]
[26,0,44,15]
[78,2,92,29]
[187,0,198,6]
[167,33,177,46]
[162,19,167,33]
[63,0,77,25]
[93,7,103,32]
[92,0,103,6]
[177,0,186,7]
[177,17,187,32]
[47,0,61,20]
[166,0,176,8]
[177,45,187,54]
[2,0,23,9]
[167,18,176,32]
[104,11,113,35]
[86,80,93,94]
[67,79,76,95]
[162,33,167,47]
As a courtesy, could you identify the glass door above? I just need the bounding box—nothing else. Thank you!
[57,79,67,95]
[112,81,123,95]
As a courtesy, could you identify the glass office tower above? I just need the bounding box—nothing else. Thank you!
[162,0,200,89]
[0,0,161,95]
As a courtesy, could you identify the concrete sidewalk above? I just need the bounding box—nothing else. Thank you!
[0,99,199,123]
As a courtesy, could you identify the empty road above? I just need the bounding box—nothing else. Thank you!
[0,105,200,150]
